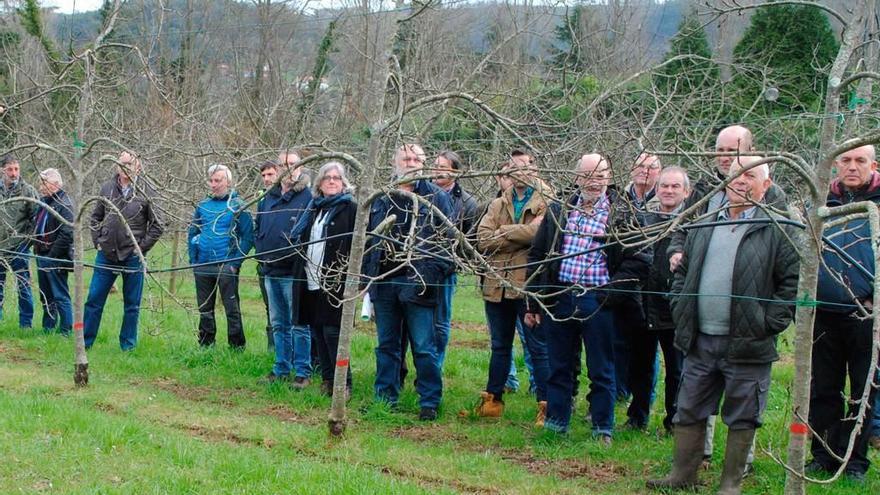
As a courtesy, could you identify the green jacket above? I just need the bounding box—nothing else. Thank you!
[670,208,799,364]
[0,179,38,251]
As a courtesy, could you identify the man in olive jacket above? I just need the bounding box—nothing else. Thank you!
[0,154,38,328]
[83,152,164,350]
[648,157,798,495]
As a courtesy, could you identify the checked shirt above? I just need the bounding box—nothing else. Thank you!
[558,194,611,286]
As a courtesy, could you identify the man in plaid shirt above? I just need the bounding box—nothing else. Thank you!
[525,153,651,444]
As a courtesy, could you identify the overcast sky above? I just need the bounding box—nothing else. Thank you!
[45,0,105,13]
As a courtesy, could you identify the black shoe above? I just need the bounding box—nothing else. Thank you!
[290,376,311,390]
[418,407,438,421]
[624,419,647,431]
[804,459,831,473]
[845,470,866,483]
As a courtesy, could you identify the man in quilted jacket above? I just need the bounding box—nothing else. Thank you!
[648,156,798,495]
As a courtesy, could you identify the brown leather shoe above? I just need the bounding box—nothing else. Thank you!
[475,391,504,417]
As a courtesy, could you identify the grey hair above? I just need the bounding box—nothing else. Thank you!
[735,156,770,180]
[40,168,63,187]
[313,161,354,196]
[658,166,691,190]
[207,163,233,183]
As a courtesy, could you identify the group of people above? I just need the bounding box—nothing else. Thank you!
[0,125,877,493]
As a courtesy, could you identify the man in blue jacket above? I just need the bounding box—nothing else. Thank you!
[256,151,313,387]
[188,164,254,349]
[808,144,880,482]
[364,143,453,421]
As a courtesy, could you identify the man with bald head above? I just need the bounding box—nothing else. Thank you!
[525,153,651,445]
[808,144,880,482]
[668,125,786,271]
[648,156,798,494]
[362,143,452,421]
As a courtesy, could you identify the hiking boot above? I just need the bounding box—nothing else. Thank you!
[646,420,707,490]
[418,408,438,421]
[258,372,289,385]
[535,401,548,428]
[869,435,880,450]
[290,376,311,390]
[475,391,504,418]
[717,428,756,495]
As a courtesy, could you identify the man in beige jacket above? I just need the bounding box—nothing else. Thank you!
[475,149,553,424]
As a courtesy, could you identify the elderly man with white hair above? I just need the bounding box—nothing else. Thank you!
[32,168,75,335]
[187,164,254,349]
[648,156,799,495]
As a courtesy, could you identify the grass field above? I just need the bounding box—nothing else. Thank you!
[0,256,877,494]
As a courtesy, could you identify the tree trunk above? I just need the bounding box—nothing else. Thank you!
[783,6,865,493]
[328,8,404,436]
[168,227,181,294]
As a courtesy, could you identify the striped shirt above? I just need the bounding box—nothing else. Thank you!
[559,194,611,286]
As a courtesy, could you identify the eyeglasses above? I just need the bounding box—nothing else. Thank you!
[322,175,343,182]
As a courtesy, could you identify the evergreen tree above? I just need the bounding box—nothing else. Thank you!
[551,4,586,74]
[732,4,838,111]
[654,10,719,95]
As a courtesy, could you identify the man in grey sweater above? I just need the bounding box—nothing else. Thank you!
[647,156,799,495]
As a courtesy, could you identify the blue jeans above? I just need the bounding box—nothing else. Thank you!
[36,257,72,335]
[506,319,535,393]
[83,251,145,350]
[486,298,549,402]
[434,273,456,369]
[0,246,34,327]
[373,277,442,409]
[544,291,616,436]
[265,275,311,378]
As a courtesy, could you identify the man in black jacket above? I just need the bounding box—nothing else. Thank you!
[33,168,75,336]
[648,156,798,494]
[807,144,880,482]
[431,150,479,368]
[83,152,164,350]
[629,166,690,433]
[524,153,651,445]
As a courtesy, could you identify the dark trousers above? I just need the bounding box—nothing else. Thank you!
[545,291,616,435]
[35,258,71,335]
[809,311,878,475]
[257,267,272,334]
[484,299,527,401]
[674,333,771,431]
[194,264,245,348]
[612,299,643,401]
[627,328,683,429]
[313,324,352,388]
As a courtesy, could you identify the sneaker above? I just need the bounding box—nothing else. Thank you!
[258,372,290,385]
[418,407,438,421]
[599,434,612,447]
[290,376,311,390]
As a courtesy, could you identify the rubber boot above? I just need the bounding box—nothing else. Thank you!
[535,401,548,428]
[717,428,756,495]
[647,420,707,490]
[475,391,504,417]
[266,326,274,351]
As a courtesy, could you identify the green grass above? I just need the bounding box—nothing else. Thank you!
[0,259,876,494]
